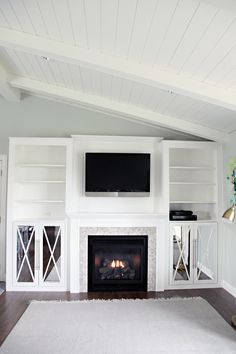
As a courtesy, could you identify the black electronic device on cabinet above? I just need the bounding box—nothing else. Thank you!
[169,210,197,221]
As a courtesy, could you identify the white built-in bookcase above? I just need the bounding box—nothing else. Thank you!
[6,137,222,292]
[6,138,72,291]
[162,141,222,289]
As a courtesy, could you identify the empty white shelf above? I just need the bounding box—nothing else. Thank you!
[170,201,216,204]
[16,180,65,184]
[16,163,65,168]
[170,166,215,170]
[15,200,65,203]
[170,182,215,185]
[170,219,217,223]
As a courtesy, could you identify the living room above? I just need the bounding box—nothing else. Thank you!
[1,0,236,353]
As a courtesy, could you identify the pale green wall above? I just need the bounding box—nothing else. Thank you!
[223,130,236,288]
[0,95,201,154]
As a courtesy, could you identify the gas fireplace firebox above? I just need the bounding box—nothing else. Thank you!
[88,235,148,292]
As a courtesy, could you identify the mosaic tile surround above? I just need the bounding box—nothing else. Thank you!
[79,227,157,292]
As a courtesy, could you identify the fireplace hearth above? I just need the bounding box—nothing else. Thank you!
[88,235,148,292]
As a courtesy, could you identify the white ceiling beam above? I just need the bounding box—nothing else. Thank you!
[0,28,236,112]
[10,76,229,143]
[0,62,20,102]
[200,0,236,13]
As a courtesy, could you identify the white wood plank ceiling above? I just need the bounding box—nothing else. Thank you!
[0,0,236,142]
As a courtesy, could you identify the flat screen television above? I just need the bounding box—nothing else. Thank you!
[85,153,150,196]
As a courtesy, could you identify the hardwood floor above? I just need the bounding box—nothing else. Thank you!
[0,288,236,346]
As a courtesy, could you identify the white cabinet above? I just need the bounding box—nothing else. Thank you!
[13,222,65,290]
[163,140,221,290]
[170,222,217,286]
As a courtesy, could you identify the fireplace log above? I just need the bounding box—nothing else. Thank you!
[99,267,111,274]
[99,266,136,280]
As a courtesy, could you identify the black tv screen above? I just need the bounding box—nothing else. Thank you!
[85,153,150,196]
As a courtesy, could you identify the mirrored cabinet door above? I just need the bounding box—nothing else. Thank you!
[170,223,193,284]
[194,223,217,283]
[14,222,65,288]
[15,225,37,284]
[41,225,63,284]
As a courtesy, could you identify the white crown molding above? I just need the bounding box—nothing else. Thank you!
[0,62,20,102]
[70,135,163,143]
[10,76,229,143]
[1,28,236,112]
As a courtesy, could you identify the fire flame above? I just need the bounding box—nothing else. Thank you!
[111,260,125,268]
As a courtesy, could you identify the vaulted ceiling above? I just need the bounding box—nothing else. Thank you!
[0,0,236,142]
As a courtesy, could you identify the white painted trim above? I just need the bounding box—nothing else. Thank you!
[8,137,71,145]
[0,62,20,102]
[71,135,163,143]
[156,218,167,291]
[0,155,7,281]
[162,140,217,149]
[6,286,68,292]
[166,283,221,290]
[10,77,229,143]
[68,212,168,219]
[222,280,236,298]
[1,28,236,113]
[216,144,224,286]
[6,141,15,289]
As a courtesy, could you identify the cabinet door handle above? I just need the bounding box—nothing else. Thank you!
[193,239,197,269]
[35,240,40,270]
[193,239,195,269]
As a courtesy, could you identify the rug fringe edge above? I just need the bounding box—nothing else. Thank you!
[30,296,204,304]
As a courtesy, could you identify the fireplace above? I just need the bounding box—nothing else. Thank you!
[88,235,148,292]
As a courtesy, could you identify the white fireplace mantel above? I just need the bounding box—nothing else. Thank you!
[68,212,167,224]
[68,212,168,293]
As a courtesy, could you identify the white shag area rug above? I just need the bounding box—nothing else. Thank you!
[1,298,236,354]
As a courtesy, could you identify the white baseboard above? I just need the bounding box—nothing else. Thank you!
[222,280,236,298]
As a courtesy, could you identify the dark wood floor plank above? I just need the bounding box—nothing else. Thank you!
[0,288,236,346]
